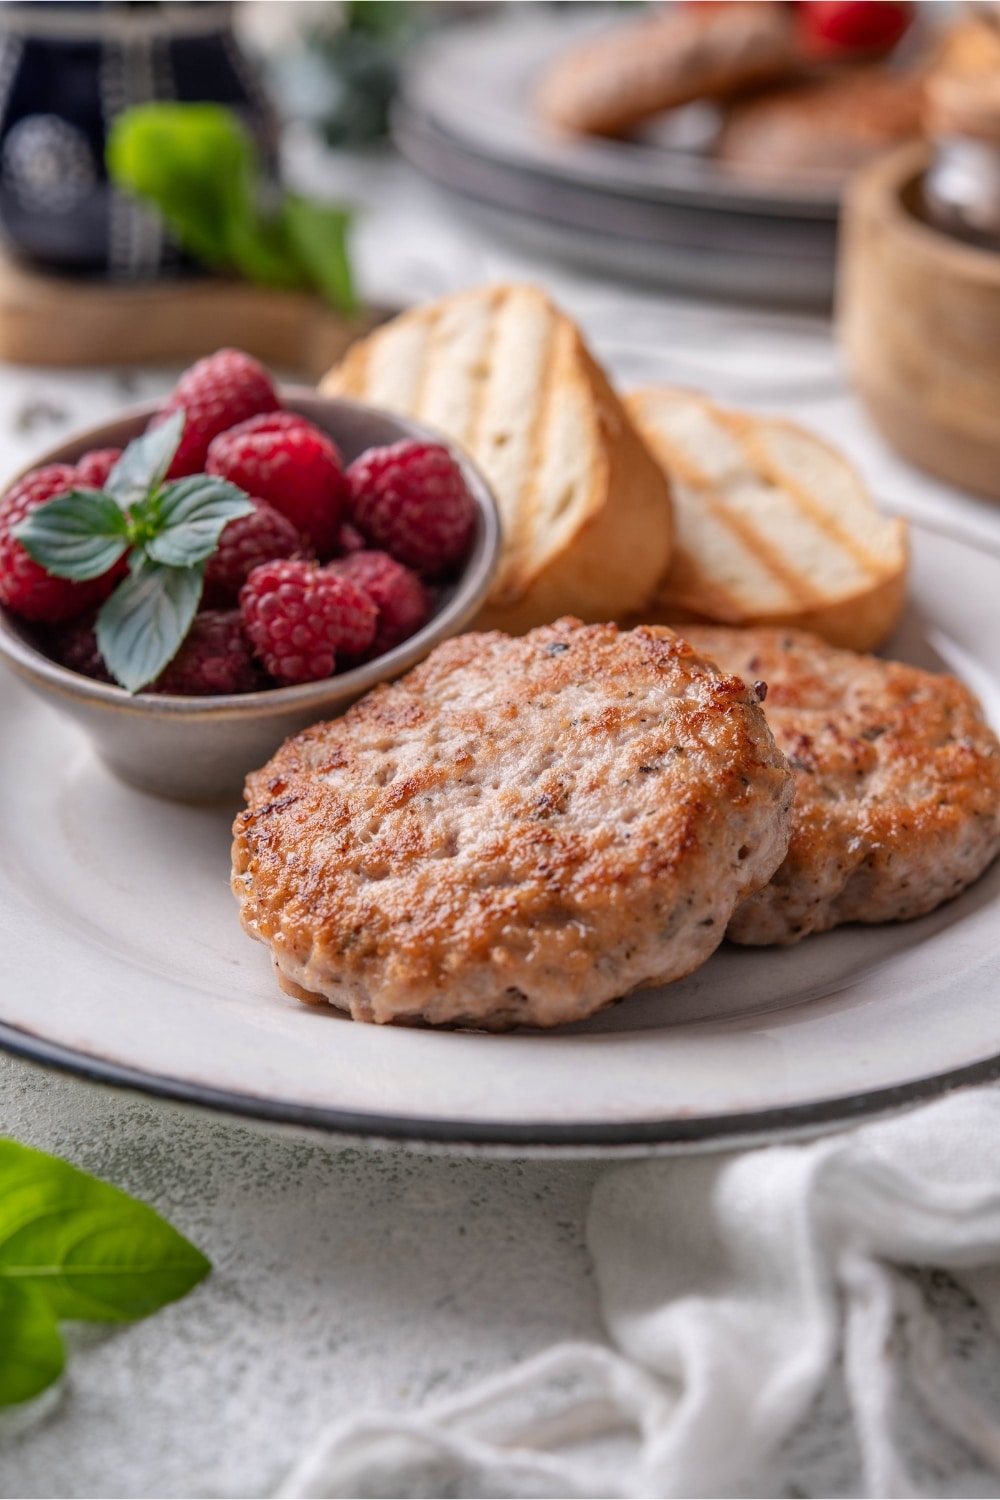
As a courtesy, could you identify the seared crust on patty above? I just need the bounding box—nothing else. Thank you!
[232,619,794,1029]
[681,627,1000,946]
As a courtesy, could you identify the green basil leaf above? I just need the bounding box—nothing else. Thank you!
[105,410,185,509]
[283,195,358,314]
[12,490,130,581]
[226,201,306,292]
[0,1139,210,1322]
[96,558,204,693]
[105,103,304,292]
[105,102,356,303]
[0,1139,210,1407]
[106,103,257,270]
[0,1282,64,1407]
[144,477,255,568]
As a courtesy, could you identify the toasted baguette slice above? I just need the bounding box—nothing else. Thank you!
[321,285,673,634]
[625,387,908,653]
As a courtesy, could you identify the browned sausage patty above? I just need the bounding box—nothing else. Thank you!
[681,627,1000,945]
[232,619,793,1028]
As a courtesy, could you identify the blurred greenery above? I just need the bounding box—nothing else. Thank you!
[274,1,437,145]
[106,103,357,312]
[267,2,642,146]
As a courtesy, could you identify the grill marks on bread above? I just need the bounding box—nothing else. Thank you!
[232,620,793,1029]
[332,288,566,596]
[627,388,907,652]
[323,286,673,632]
[682,626,1000,946]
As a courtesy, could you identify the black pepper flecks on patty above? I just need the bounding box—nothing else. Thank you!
[682,626,1000,946]
[232,618,794,1028]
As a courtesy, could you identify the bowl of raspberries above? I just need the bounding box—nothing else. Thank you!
[0,349,500,800]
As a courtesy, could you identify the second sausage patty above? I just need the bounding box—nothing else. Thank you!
[681,626,1000,945]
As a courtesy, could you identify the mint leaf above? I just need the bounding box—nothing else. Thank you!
[145,477,254,568]
[284,195,358,314]
[0,1139,209,1406]
[0,1283,63,1406]
[105,410,184,509]
[97,558,204,693]
[12,490,130,581]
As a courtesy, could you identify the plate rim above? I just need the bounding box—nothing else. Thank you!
[391,101,838,261]
[2,509,1000,1151]
[3,1015,1000,1152]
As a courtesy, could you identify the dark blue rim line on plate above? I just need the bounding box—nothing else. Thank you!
[3,1018,1000,1150]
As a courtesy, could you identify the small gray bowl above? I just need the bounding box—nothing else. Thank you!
[0,391,500,801]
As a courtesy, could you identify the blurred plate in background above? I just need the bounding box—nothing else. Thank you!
[393,11,841,307]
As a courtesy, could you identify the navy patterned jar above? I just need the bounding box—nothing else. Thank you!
[0,1,275,277]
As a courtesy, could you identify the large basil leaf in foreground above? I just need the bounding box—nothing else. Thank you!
[0,1139,210,1404]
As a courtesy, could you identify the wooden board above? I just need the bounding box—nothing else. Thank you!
[838,143,1000,504]
[0,252,387,377]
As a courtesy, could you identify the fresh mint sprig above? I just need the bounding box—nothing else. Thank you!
[96,557,206,696]
[105,408,185,508]
[12,413,254,693]
[0,1138,210,1406]
[13,489,130,582]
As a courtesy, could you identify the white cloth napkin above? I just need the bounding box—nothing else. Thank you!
[279,1086,1000,1499]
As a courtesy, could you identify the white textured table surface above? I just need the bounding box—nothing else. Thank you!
[2,148,1000,1499]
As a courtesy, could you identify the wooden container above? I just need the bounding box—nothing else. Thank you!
[0,253,385,378]
[838,142,1000,502]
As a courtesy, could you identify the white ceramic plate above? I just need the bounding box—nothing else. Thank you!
[400,12,840,216]
[1,517,999,1152]
[392,13,841,306]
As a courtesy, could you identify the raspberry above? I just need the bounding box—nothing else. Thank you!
[0,465,77,518]
[74,448,122,489]
[151,349,280,478]
[332,550,431,656]
[216,411,310,439]
[206,412,346,559]
[346,441,476,575]
[202,499,303,607]
[331,520,367,557]
[797,1,913,57]
[149,610,260,696]
[0,465,121,623]
[239,559,377,685]
[49,611,113,683]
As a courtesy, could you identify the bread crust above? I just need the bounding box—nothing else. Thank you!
[680,626,1000,946]
[626,388,908,653]
[473,335,674,633]
[323,285,673,632]
[656,567,909,656]
[232,619,794,1028]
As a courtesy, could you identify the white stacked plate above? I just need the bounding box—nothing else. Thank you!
[393,12,841,307]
